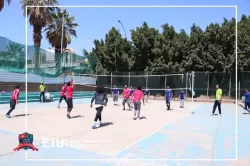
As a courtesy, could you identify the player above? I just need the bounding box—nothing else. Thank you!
[211,85,222,115]
[66,77,75,119]
[39,82,46,103]
[132,86,145,120]
[112,85,119,105]
[58,83,67,108]
[179,89,185,108]
[122,85,131,110]
[165,86,173,110]
[6,85,20,118]
[243,89,250,113]
[90,86,108,129]
[144,88,150,103]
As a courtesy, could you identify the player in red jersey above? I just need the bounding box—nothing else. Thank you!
[6,85,20,118]
[58,82,67,108]
[66,77,75,119]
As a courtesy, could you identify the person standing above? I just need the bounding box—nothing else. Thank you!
[6,85,20,118]
[58,83,67,108]
[90,86,108,129]
[39,82,46,103]
[165,86,173,110]
[212,85,222,115]
[132,86,145,120]
[144,88,150,103]
[66,78,75,118]
[112,85,119,105]
[243,89,250,113]
[179,89,185,108]
[122,85,131,110]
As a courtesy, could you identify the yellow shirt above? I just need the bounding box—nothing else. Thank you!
[39,85,45,92]
[216,88,222,100]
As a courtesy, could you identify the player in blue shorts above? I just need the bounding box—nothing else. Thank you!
[112,85,119,105]
[179,89,185,108]
[243,89,250,113]
[165,86,173,110]
[144,88,150,103]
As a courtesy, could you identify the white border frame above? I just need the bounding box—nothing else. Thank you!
[25,5,238,161]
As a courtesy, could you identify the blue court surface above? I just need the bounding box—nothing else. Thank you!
[0,99,249,166]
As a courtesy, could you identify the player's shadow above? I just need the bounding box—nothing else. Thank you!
[100,122,113,128]
[139,116,147,120]
[243,112,250,115]
[13,114,32,117]
[210,114,219,116]
[70,115,84,119]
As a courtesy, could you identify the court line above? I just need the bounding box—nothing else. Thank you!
[111,114,190,157]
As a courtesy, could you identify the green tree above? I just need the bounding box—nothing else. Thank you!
[0,0,11,11]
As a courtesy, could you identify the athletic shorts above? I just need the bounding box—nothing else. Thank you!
[122,98,130,104]
[59,96,66,103]
[113,94,118,101]
[133,101,141,110]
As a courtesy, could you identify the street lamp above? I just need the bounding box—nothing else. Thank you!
[118,20,127,38]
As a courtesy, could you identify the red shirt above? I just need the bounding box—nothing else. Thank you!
[61,85,67,96]
[11,89,20,100]
[132,90,144,102]
[123,88,130,99]
[67,86,74,98]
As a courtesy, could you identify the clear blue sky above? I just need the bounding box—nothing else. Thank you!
[0,0,249,55]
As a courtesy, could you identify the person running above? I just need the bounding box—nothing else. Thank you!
[112,85,119,105]
[66,78,75,119]
[144,88,150,103]
[39,82,46,103]
[243,89,250,113]
[132,86,145,120]
[58,83,67,108]
[165,86,173,110]
[6,85,20,118]
[179,89,185,108]
[122,85,131,110]
[90,86,108,129]
[211,85,222,115]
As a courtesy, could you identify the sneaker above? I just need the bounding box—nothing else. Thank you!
[123,108,125,111]
[6,114,11,118]
[133,116,137,120]
[67,114,71,119]
[92,125,97,129]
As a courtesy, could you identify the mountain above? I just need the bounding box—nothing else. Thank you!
[0,36,47,57]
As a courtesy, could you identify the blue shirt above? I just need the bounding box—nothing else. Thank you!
[245,92,250,103]
[112,88,119,95]
[145,89,150,95]
[129,89,134,96]
[180,91,185,99]
[165,89,172,100]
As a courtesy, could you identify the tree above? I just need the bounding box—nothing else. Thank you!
[45,8,78,54]
[20,0,58,68]
[0,0,11,11]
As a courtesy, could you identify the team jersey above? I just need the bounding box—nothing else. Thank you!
[132,90,144,102]
[112,88,119,95]
[61,86,67,96]
[165,89,172,100]
[180,91,185,99]
[123,88,130,99]
[67,86,74,98]
[129,89,135,96]
[245,92,250,103]
[11,89,20,100]
[145,89,150,95]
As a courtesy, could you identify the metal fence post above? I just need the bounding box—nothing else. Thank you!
[239,81,240,100]
[207,72,209,97]
[229,73,231,97]
[186,72,188,94]
[165,75,167,89]
[128,72,130,87]
[111,72,112,96]
[145,72,148,89]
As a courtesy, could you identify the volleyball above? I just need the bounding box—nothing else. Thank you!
[84,59,89,64]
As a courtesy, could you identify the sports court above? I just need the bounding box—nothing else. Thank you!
[0,97,249,166]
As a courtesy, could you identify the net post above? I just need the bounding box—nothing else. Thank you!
[186,72,188,94]
[165,75,167,90]
[229,73,231,97]
[146,72,148,89]
[238,81,240,100]
[191,71,195,113]
[111,72,113,97]
[207,71,209,97]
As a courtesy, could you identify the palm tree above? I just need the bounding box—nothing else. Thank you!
[0,0,11,11]
[45,8,78,54]
[20,0,58,68]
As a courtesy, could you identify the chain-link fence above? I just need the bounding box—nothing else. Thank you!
[95,71,246,99]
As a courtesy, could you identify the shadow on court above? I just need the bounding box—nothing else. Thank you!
[13,114,32,117]
[100,122,113,127]
[243,112,250,115]
[70,115,84,119]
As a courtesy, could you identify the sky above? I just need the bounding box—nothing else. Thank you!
[0,0,249,55]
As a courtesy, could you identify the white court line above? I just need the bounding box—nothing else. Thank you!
[0,129,19,135]
[111,115,189,157]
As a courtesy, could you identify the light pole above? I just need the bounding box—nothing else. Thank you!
[118,20,127,38]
